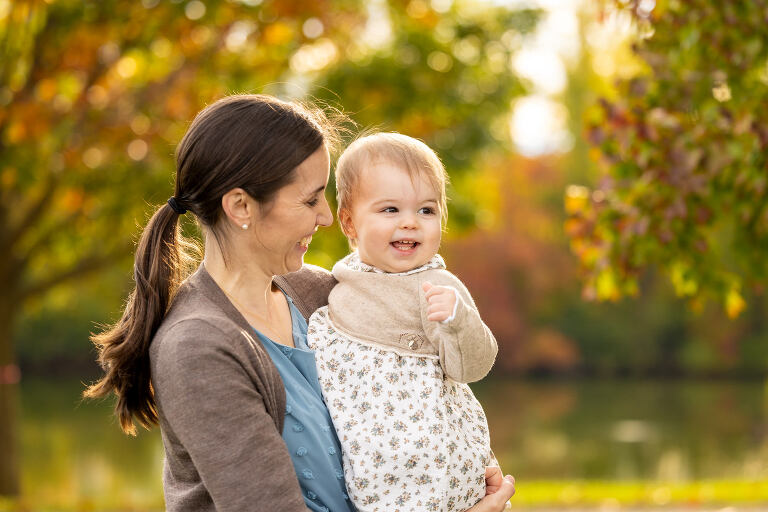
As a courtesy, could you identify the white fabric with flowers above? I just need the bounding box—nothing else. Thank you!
[307,255,493,512]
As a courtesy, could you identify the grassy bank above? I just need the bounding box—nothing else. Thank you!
[2,479,767,511]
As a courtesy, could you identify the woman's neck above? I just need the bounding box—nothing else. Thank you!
[202,236,274,311]
[203,235,295,346]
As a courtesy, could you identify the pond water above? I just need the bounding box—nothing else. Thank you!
[14,377,768,508]
[473,378,768,481]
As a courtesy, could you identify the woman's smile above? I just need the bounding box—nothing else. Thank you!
[299,234,313,252]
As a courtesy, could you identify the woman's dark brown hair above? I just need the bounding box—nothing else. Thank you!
[84,94,340,435]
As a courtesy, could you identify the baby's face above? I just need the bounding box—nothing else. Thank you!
[343,161,442,273]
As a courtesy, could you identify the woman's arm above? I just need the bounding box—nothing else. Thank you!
[152,319,307,511]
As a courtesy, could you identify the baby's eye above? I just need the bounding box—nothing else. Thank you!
[381,207,398,213]
[418,207,435,215]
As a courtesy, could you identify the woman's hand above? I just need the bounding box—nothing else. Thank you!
[464,466,516,512]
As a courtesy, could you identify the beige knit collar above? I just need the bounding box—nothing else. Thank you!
[326,252,445,355]
[333,251,446,278]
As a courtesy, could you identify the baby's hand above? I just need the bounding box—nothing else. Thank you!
[422,282,457,322]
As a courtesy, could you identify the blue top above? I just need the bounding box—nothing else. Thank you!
[253,294,355,512]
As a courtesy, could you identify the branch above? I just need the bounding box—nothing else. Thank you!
[18,209,81,262]
[19,241,133,301]
[5,173,58,251]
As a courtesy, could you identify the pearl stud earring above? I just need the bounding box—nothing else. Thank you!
[242,224,248,230]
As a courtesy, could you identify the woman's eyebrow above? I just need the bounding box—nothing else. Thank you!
[305,184,326,196]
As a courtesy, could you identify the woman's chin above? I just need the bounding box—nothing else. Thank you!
[283,255,305,274]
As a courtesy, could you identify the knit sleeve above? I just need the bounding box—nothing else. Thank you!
[419,270,498,383]
[275,264,337,322]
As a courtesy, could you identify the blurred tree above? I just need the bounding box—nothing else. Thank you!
[0,0,369,495]
[566,1,768,317]
[316,0,539,228]
[0,0,539,496]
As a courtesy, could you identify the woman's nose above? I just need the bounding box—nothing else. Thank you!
[317,196,333,227]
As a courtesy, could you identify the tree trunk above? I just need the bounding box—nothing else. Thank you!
[0,296,20,497]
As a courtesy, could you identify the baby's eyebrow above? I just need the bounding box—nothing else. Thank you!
[370,198,438,205]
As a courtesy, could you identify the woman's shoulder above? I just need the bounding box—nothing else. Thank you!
[274,264,337,321]
[279,263,336,286]
[150,287,279,393]
[153,303,237,357]
[151,277,245,358]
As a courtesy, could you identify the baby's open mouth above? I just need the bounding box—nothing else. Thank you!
[391,240,419,251]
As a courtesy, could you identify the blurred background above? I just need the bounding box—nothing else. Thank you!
[1,0,767,509]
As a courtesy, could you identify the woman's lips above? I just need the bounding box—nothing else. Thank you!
[298,235,312,249]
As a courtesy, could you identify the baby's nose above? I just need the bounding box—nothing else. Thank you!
[399,213,417,228]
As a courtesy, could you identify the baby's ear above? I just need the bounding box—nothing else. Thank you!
[338,208,357,240]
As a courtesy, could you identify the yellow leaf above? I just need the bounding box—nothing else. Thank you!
[263,22,294,46]
[596,268,619,301]
[725,288,746,319]
[564,185,590,214]
[35,78,58,102]
[61,188,85,213]
[6,121,26,144]
[670,261,698,297]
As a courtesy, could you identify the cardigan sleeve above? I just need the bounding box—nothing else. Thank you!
[420,270,498,383]
[275,263,337,322]
[152,318,307,512]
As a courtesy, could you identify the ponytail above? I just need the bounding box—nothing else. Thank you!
[84,203,196,435]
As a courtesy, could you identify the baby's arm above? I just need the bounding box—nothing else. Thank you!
[422,281,459,322]
[420,271,498,383]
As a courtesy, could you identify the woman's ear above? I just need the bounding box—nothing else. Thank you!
[338,208,357,240]
[221,188,253,229]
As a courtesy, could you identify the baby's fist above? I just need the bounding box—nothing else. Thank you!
[422,282,457,323]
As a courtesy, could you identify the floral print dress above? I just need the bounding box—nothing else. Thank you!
[307,255,493,512]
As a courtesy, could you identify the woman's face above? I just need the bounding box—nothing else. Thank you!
[249,145,333,275]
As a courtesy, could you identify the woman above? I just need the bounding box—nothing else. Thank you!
[85,94,515,511]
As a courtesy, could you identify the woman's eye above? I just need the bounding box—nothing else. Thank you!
[307,197,319,207]
[419,207,435,215]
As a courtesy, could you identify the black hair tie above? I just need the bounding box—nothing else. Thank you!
[167,197,187,215]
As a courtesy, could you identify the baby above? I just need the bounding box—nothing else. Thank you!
[307,133,498,512]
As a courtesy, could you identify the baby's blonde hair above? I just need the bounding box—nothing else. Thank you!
[335,132,449,232]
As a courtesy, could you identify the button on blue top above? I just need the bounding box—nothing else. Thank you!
[253,294,355,512]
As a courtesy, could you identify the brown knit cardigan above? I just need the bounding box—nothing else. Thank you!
[149,263,335,511]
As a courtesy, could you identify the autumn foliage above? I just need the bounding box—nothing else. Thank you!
[566,0,768,317]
